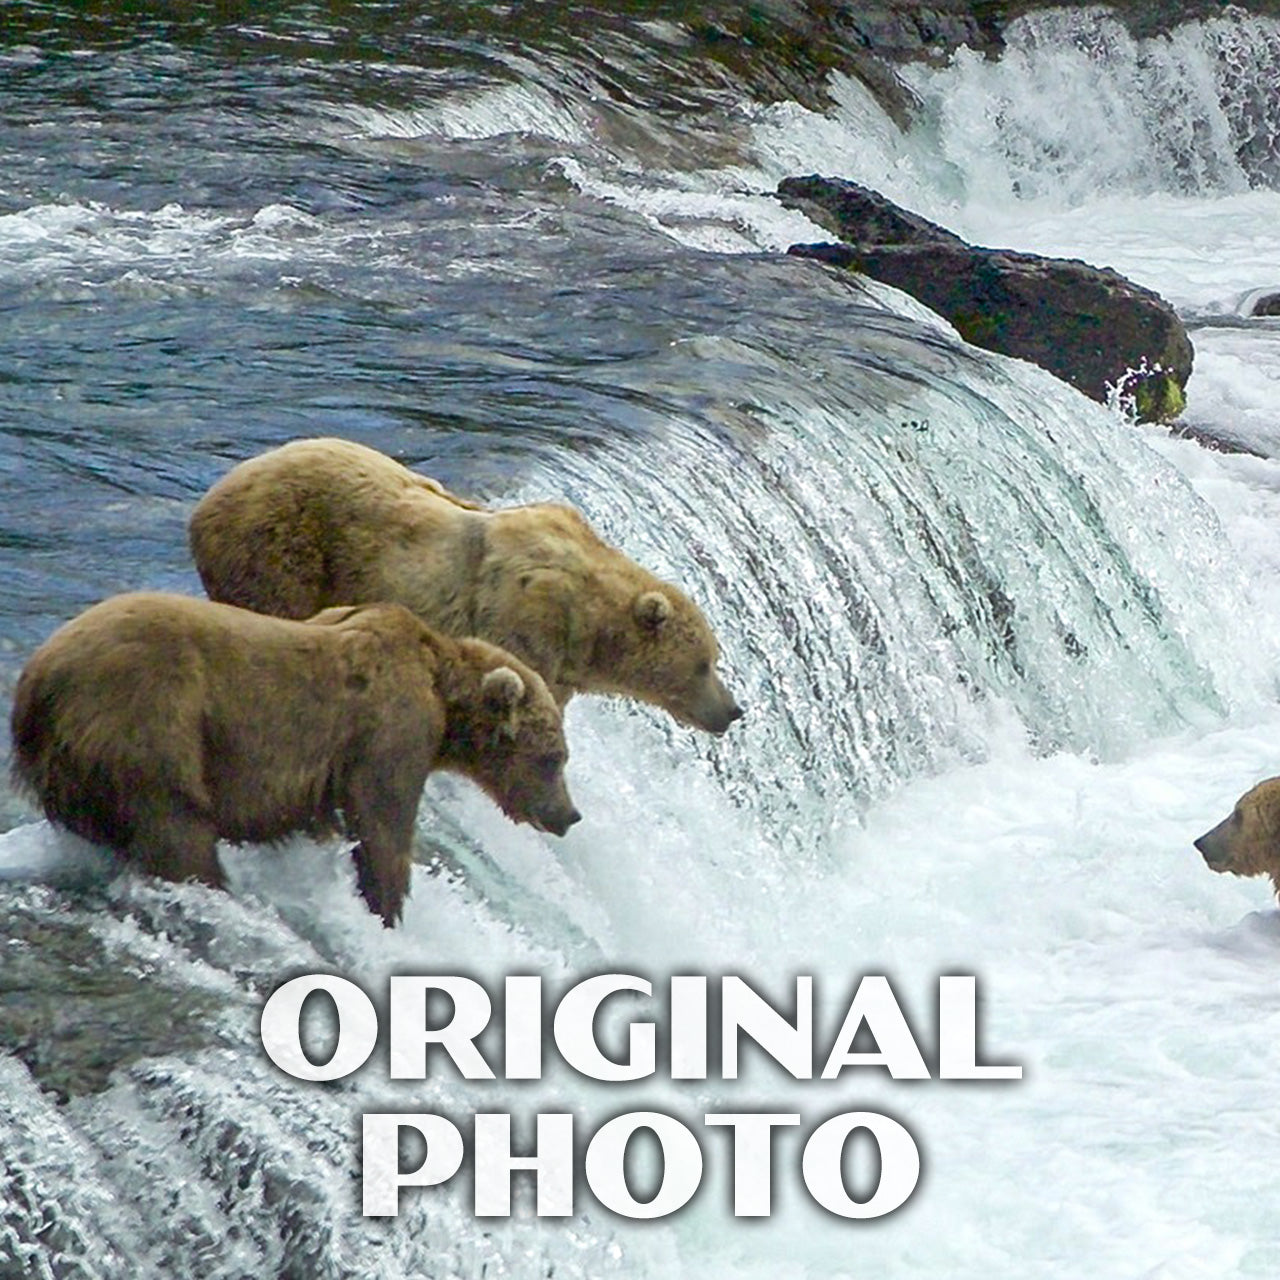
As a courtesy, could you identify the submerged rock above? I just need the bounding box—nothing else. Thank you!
[780,175,1192,422]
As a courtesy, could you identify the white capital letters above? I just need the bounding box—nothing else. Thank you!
[389,977,495,1080]
[585,1112,703,1219]
[362,1114,464,1217]
[474,1113,574,1216]
[705,1113,800,1216]
[503,975,543,1080]
[938,976,1022,1080]
[802,1113,920,1219]
[722,976,813,1079]
[554,975,655,1081]
[821,976,930,1079]
[260,974,377,1082]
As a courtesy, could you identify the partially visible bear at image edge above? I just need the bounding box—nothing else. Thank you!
[188,436,744,734]
[1196,777,1280,895]
[9,593,579,926]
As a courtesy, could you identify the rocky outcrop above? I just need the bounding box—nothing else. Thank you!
[780,175,1193,422]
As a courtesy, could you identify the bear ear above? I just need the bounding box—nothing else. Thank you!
[482,666,525,714]
[634,591,672,631]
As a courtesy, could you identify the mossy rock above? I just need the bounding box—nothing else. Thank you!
[783,176,1194,424]
[1131,372,1187,424]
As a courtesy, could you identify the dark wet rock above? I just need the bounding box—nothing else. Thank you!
[1168,420,1269,456]
[779,173,967,248]
[1250,291,1280,316]
[780,175,1193,422]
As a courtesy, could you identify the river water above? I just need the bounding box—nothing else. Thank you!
[3,5,1280,1277]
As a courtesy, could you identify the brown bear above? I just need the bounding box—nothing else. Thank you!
[188,437,743,733]
[1195,777,1280,895]
[9,592,579,926]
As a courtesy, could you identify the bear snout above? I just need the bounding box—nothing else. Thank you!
[537,803,582,837]
[710,701,744,733]
[1194,819,1232,869]
[699,699,744,735]
[682,678,745,735]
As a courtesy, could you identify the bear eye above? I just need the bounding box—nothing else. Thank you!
[537,754,564,774]
[694,659,711,678]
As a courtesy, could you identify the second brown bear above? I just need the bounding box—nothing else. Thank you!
[10,593,579,926]
[1196,777,1280,897]
[189,437,743,733]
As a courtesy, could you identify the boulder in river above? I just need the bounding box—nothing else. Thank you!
[780,175,1193,423]
[1246,290,1280,316]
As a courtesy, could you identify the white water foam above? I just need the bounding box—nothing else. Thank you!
[0,820,113,886]
[0,200,383,291]
[362,14,1280,1272]
[902,10,1280,208]
[8,661,1277,1278]
[6,396,1280,1279]
[325,77,592,146]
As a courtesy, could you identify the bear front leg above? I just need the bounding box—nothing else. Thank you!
[351,835,411,928]
[344,764,425,928]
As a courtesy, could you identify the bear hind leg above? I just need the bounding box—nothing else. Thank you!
[125,800,225,890]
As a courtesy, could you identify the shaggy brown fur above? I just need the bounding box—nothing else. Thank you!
[188,437,743,733]
[10,593,578,926]
[1195,777,1280,896]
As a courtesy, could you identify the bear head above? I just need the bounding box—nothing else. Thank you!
[1195,776,1280,885]
[443,640,581,837]
[615,587,743,734]
[485,503,744,734]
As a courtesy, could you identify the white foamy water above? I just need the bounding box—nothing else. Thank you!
[6,646,1280,1278]
[0,199,413,295]
[326,77,592,146]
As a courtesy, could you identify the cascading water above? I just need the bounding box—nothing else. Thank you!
[905,9,1280,205]
[513,287,1260,833]
[6,5,1280,1278]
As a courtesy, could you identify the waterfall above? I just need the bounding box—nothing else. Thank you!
[903,10,1280,207]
